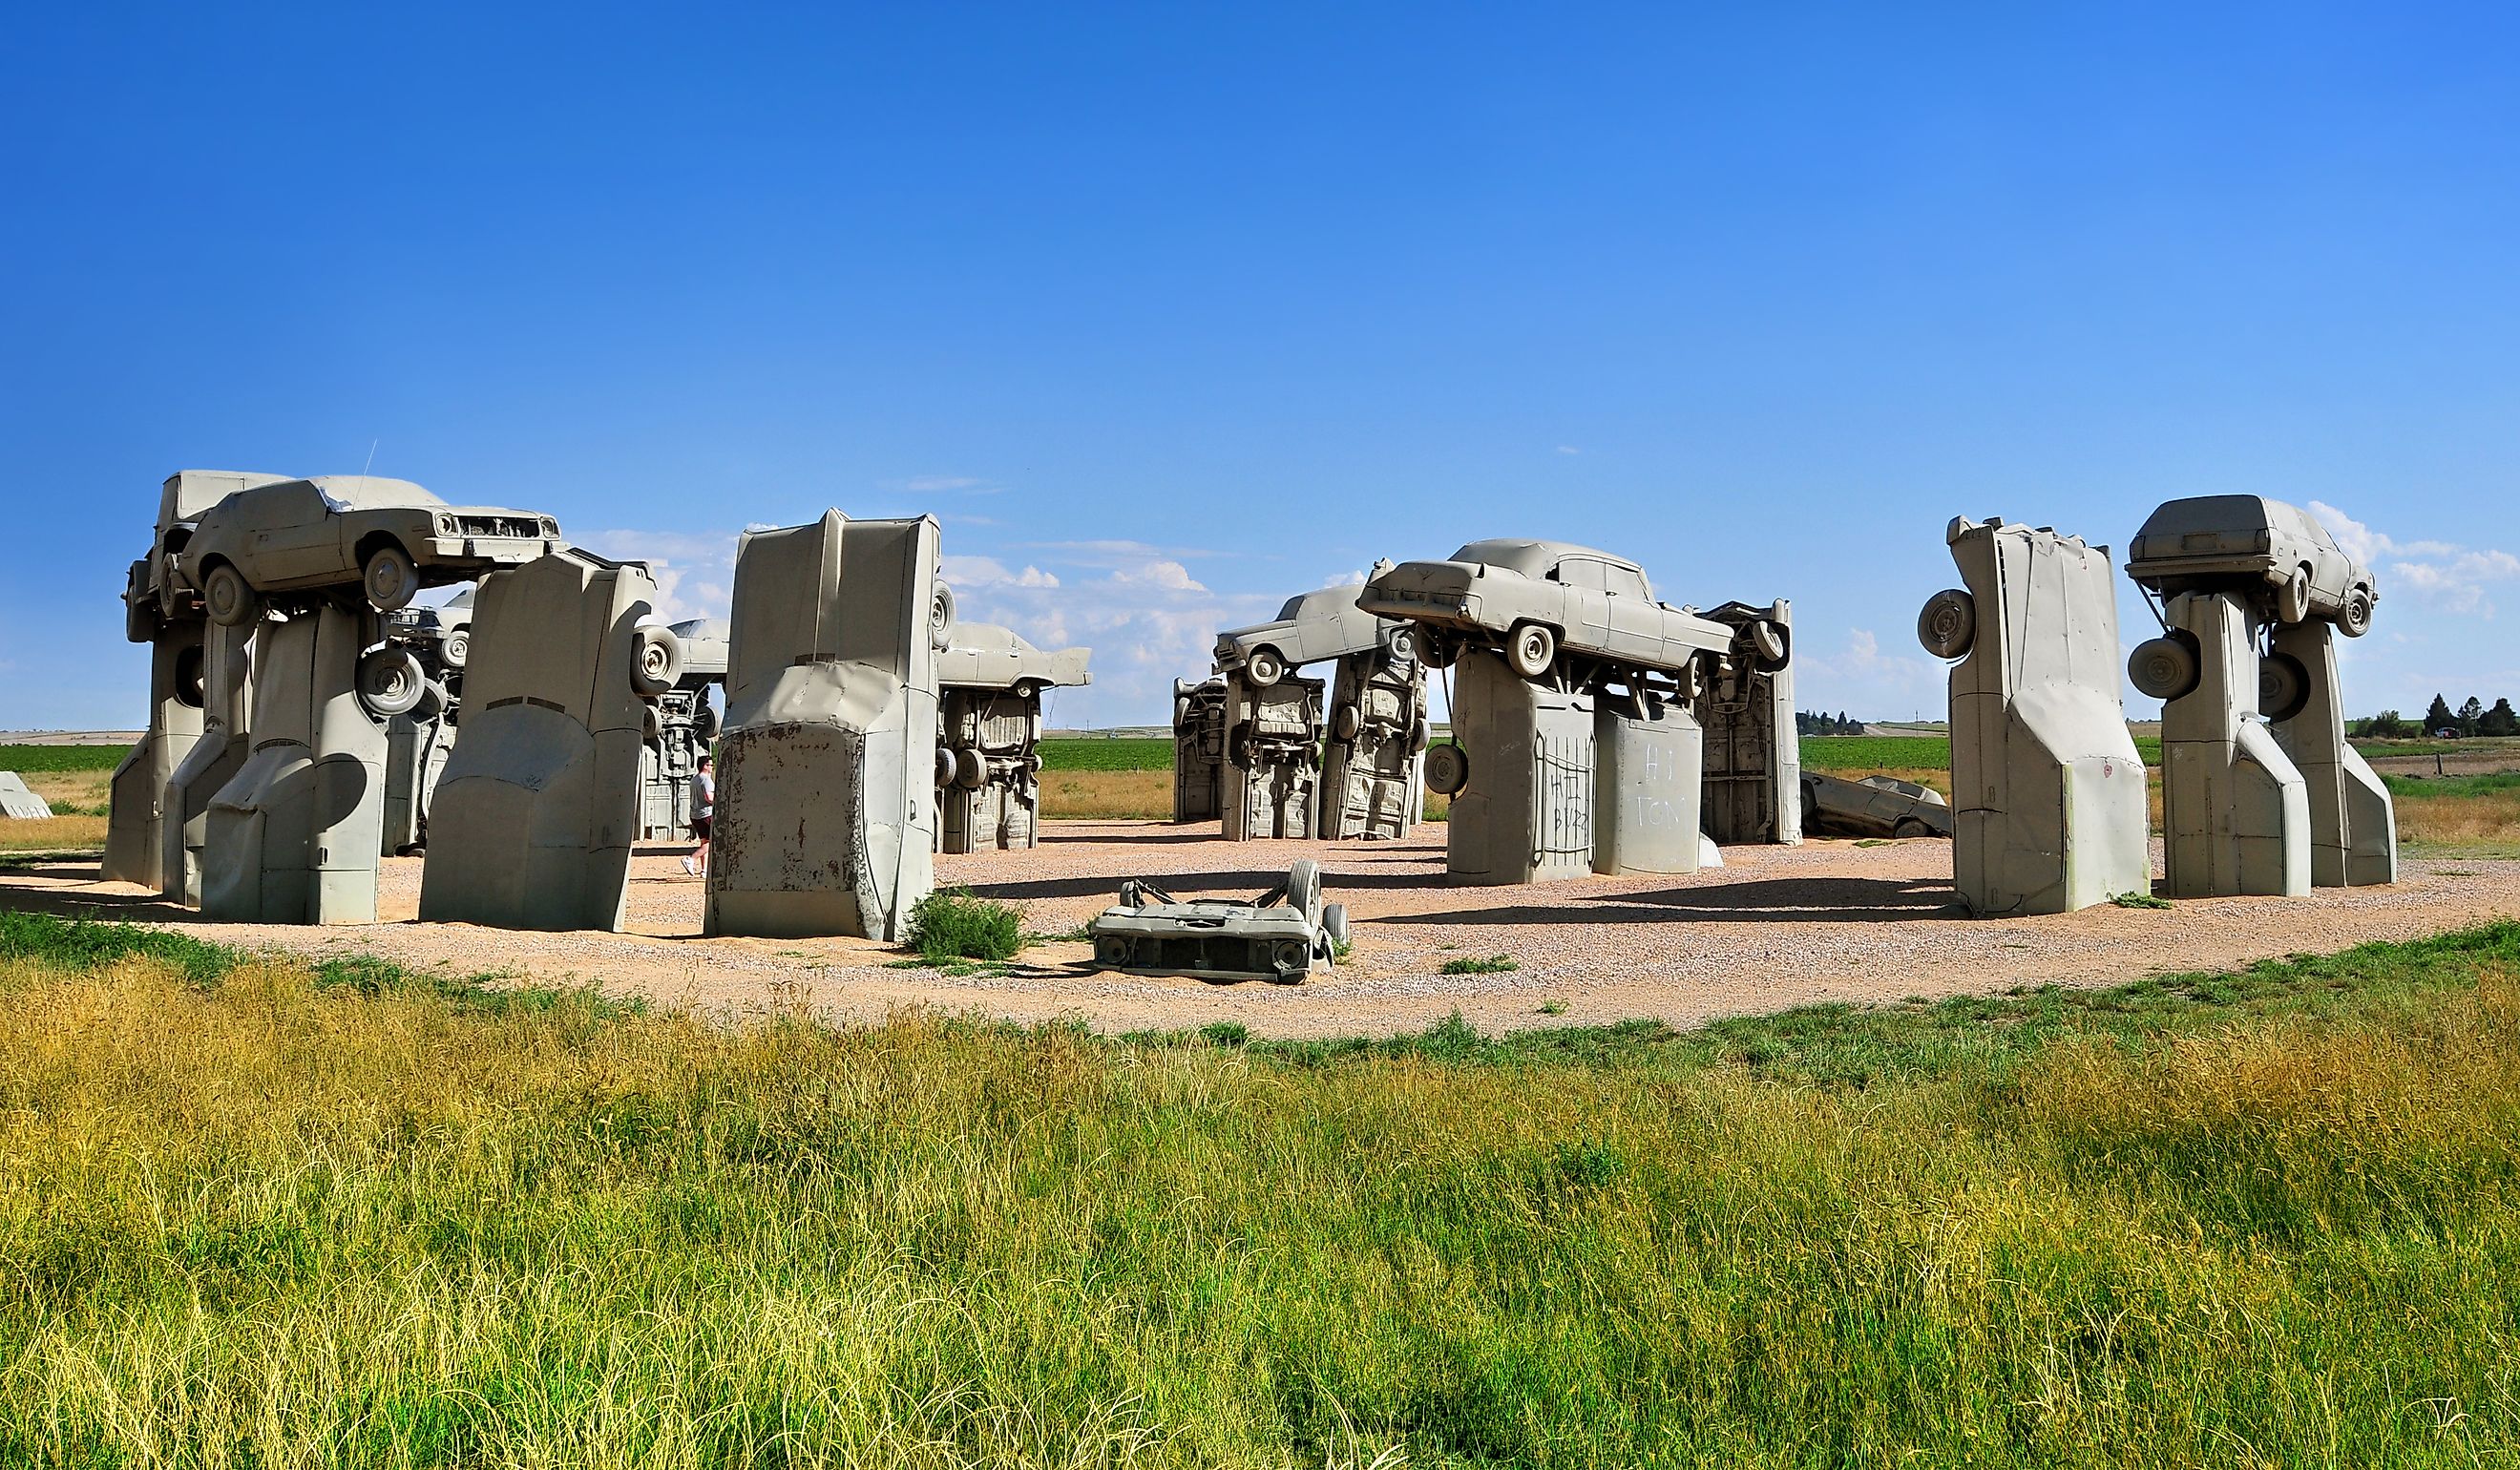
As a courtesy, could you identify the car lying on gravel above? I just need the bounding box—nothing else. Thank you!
[2126,495,2377,636]
[1215,563,1416,686]
[171,475,565,626]
[1800,772,1954,839]
[1086,860,1347,984]
[1358,539,1780,681]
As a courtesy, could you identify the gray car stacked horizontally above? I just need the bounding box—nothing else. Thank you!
[2126,494,2377,636]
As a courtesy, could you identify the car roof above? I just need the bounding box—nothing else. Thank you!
[2134,494,2334,546]
[1273,585,1367,621]
[303,475,448,511]
[1446,539,1643,578]
[943,620,1032,654]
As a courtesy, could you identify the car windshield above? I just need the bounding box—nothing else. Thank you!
[305,476,449,513]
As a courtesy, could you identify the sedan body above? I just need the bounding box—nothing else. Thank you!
[1358,538,1733,676]
[175,475,563,601]
[2126,494,2376,632]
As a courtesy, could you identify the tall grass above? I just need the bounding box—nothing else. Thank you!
[1,914,2517,1465]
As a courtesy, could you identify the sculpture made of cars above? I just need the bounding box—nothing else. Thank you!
[1801,772,1954,839]
[1214,566,1415,688]
[2125,494,2376,638]
[1086,860,1346,984]
[934,620,1092,853]
[172,475,565,627]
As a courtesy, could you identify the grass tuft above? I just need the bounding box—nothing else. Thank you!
[1439,953,1520,975]
[906,888,1025,963]
[2111,890,2174,909]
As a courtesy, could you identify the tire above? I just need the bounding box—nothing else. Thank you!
[1321,902,1349,948]
[158,555,188,620]
[934,745,958,787]
[410,679,448,722]
[1387,626,1418,665]
[2339,585,2374,638]
[930,582,956,652]
[1801,784,1822,833]
[954,746,988,790]
[1409,720,1431,754]
[125,596,158,645]
[1748,619,1790,670]
[1247,647,1286,687]
[1424,742,1469,796]
[631,624,684,697]
[172,645,206,708]
[356,648,428,718]
[1417,630,1457,669]
[1893,817,1934,840]
[1916,588,1975,659]
[1287,858,1323,926]
[1333,704,1362,743]
[2128,635,2201,702]
[202,561,261,627]
[362,544,420,613]
[2278,564,2313,624]
[1506,621,1557,680]
[2258,652,2312,724]
[645,704,666,744]
[440,630,470,669]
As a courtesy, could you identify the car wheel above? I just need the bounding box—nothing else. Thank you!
[363,544,420,612]
[1506,622,1557,680]
[1801,784,1822,832]
[1894,817,1934,839]
[934,745,958,787]
[954,747,988,790]
[1409,720,1431,753]
[202,562,261,627]
[2339,585,2375,638]
[1321,901,1349,949]
[1916,588,1975,660]
[1247,647,1286,686]
[355,648,429,718]
[1287,858,1323,926]
[1424,742,1469,796]
[930,582,956,652]
[2278,564,2313,624]
[2128,634,2201,702]
[1418,629,1457,669]
[2258,652,2312,723]
[172,645,206,708]
[631,624,684,697]
[1748,619,1790,670]
[1387,626,1418,665]
[1333,704,1362,743]
[440,630,470,669]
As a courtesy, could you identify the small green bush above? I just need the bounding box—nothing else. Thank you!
[1199,1020,1250,1047]
[1440,954,1520,976]
[907,889,1024,963]
[2112,891,2174,910]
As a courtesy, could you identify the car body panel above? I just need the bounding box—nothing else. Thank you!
[1214,578,1405,676]
[1358,539,1732,675]
[174,475,565,599]
[2126,494,2376,620]
[935,620,1093,692]
[1801,771,1954,838]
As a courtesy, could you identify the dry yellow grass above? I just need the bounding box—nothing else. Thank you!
[1040,769,1172,818]
[0,815,106,852]
[22,768,111,808]
[2397,788,2520,849]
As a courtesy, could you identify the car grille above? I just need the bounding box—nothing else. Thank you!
[457,515,544,538]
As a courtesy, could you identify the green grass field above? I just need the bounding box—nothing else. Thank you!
[0,744,127,773]
[1038,736,1173,772]
[3,909,2516,1466]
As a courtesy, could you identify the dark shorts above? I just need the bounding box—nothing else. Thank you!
[691,815,713,840]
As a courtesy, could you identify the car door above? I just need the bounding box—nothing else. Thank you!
[248,482,345,587]
[1549,557,1620,659]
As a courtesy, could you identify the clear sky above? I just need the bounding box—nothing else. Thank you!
[5,4,2515,730]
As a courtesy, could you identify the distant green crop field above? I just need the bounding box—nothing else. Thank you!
[1800,734,2166,773]
[1039,737,1172,772]
[0,745,130,773]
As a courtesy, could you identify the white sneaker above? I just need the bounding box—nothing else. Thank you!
[682,855,698,875]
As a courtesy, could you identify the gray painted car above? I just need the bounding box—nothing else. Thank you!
[2126,495,2376,636]
[1359,539,1772,680]
[174,475,565,625]
[1215,568,1412,686]
[1800,772,1954,839]
[1086,860,1346,984]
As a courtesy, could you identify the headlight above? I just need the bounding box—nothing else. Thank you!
[438,514,459,535]
[540,517,560,536]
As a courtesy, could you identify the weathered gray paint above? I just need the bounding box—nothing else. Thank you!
[934,621,1092,854]
[1317,641,1428,842]
[704,512,942,941]
[1696,599,1802,846]
[1220,672,1324,841]
[1442,650,1597,884]
[418,552,659,931]
[1593,683,1705,875]
[200,602,388,925]
[1928,517,2150,916]
[0,773,51,821]
[2154,591,2312,897]
[159,620,256,905]
[103,623,205,889]
[2268,621,2398,887]
[1171,677,1228,823]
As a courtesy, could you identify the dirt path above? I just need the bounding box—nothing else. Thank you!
[6,822,2517,1039]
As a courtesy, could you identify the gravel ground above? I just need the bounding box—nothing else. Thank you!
[7,821,2518,1039]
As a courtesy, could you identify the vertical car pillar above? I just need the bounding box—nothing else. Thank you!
[159,620,257,905]
[1695,600,1801,845]
[704,512,943,941]
[103,620,207,889]
[200,602,388,924]
[418,552,664,931]
[2267,621,2397,887]
[1221,673,1324,841]
[1442,650,1596,884]
[1171,677,1228,823]
[1593,682,1705,875]
[2152,592,2311,898]
[1317,644,1428,841]
[1922,518,2151,916]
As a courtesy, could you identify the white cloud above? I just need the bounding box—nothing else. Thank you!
[1109,559,1206,593]
[2308,500,2520,617]
[1556,445,1582,455]
[582,528,739,625]
[1791,627,1945,722]
[941,555,1058,589]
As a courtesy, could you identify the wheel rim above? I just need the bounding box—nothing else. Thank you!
[206,570,243,621]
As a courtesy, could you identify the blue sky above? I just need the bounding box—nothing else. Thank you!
[5,3,2516,730]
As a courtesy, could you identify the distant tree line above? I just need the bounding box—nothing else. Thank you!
[1796,710,1865,735]
[2353,695,2520,739]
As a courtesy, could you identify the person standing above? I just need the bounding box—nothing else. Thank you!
[682,755,715,876]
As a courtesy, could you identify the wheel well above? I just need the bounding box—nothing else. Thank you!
[354,532,410,568]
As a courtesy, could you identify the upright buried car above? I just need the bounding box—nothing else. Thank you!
[172,475,565,626]
[1215,570,1414,687]
[2125,495,2376,636]
[1359,539,1776,680]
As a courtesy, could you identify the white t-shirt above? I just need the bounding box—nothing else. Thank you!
[692,769,715,818]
